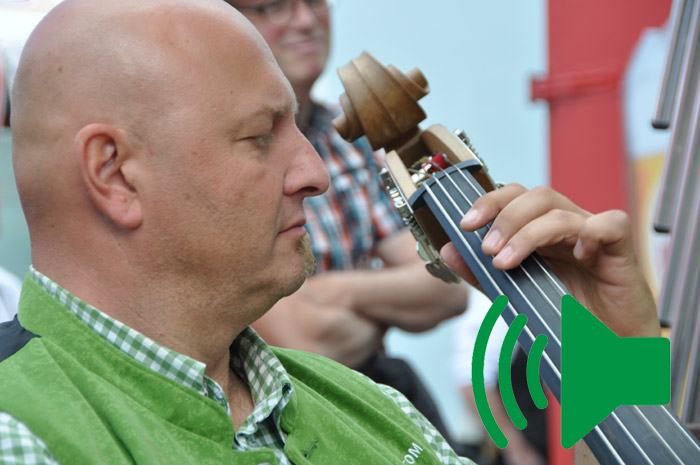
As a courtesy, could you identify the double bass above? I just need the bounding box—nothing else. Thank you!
[331,51,700,465]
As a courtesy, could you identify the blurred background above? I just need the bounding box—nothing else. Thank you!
[0,1,678,464]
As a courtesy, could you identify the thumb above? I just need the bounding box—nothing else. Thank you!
[440,242,477,286]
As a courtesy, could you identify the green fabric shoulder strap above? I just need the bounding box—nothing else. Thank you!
[275,347,445,465]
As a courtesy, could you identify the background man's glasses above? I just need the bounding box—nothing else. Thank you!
[235,0,337,25]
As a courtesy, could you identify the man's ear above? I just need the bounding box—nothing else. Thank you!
[74,123,143,229]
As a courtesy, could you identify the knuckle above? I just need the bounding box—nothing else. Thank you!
[584,209,630,236]
[471,195,488,209]
[529,185,561,206]
[510,227,534,248]
[530,185,551,195]
[548,207,574,223]
[606,209,631,228]
[500,182,528,198]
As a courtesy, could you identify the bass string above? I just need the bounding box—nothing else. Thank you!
[420,180,562,388]
[423,165,572,376]
[419,168,658,464]
[447,165,571,298]
[632,404,685,464]
[637,403,700,457]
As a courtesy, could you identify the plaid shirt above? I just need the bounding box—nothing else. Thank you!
[302,101,405,272]
[0,268,474,465]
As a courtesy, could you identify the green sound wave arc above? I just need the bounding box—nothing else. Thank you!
[473,295,549,449]
[499,314,529,430]
[472,295,510,448]
[527,335,549,409]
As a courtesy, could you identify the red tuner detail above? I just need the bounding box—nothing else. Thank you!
[420,153,450,174]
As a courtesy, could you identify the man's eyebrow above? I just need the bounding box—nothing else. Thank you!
[239,96,297,126]
[267,97,297,118]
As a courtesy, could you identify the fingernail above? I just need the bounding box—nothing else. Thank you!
[573,239,583,259]
[462,208,481,226]
[494,245,513,263]
[483,229,502,250]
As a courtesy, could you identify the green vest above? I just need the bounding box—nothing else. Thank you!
[0,277,445,464]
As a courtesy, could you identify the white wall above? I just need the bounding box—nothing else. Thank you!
[312,0,548,441]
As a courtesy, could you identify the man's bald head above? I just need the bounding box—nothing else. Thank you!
[12,0,272,136]
[10,0,285,279]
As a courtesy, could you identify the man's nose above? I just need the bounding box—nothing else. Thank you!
[284,128,329,198]
[289,0,321,28]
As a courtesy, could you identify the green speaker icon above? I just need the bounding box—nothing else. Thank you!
[473,295,671,449]
[561,295,670,448]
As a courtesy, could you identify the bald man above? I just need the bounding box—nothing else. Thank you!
[0,0,659,464]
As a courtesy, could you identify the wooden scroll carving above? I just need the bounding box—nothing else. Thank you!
[332,51,429,153]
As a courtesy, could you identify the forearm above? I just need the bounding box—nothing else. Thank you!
[252,293,385,368]
[340,261,468,332]
[308,310,386,368]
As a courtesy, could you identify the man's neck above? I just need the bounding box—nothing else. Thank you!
[206,348,254,429]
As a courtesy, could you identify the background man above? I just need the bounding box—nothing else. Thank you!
[228,0,469,445]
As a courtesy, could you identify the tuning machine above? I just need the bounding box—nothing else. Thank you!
[380,167,461,284]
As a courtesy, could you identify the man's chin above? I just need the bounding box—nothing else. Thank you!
[269,233,315,301]
[297,232,315,279]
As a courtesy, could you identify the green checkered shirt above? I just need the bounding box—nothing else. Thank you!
[0,267,474,464]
